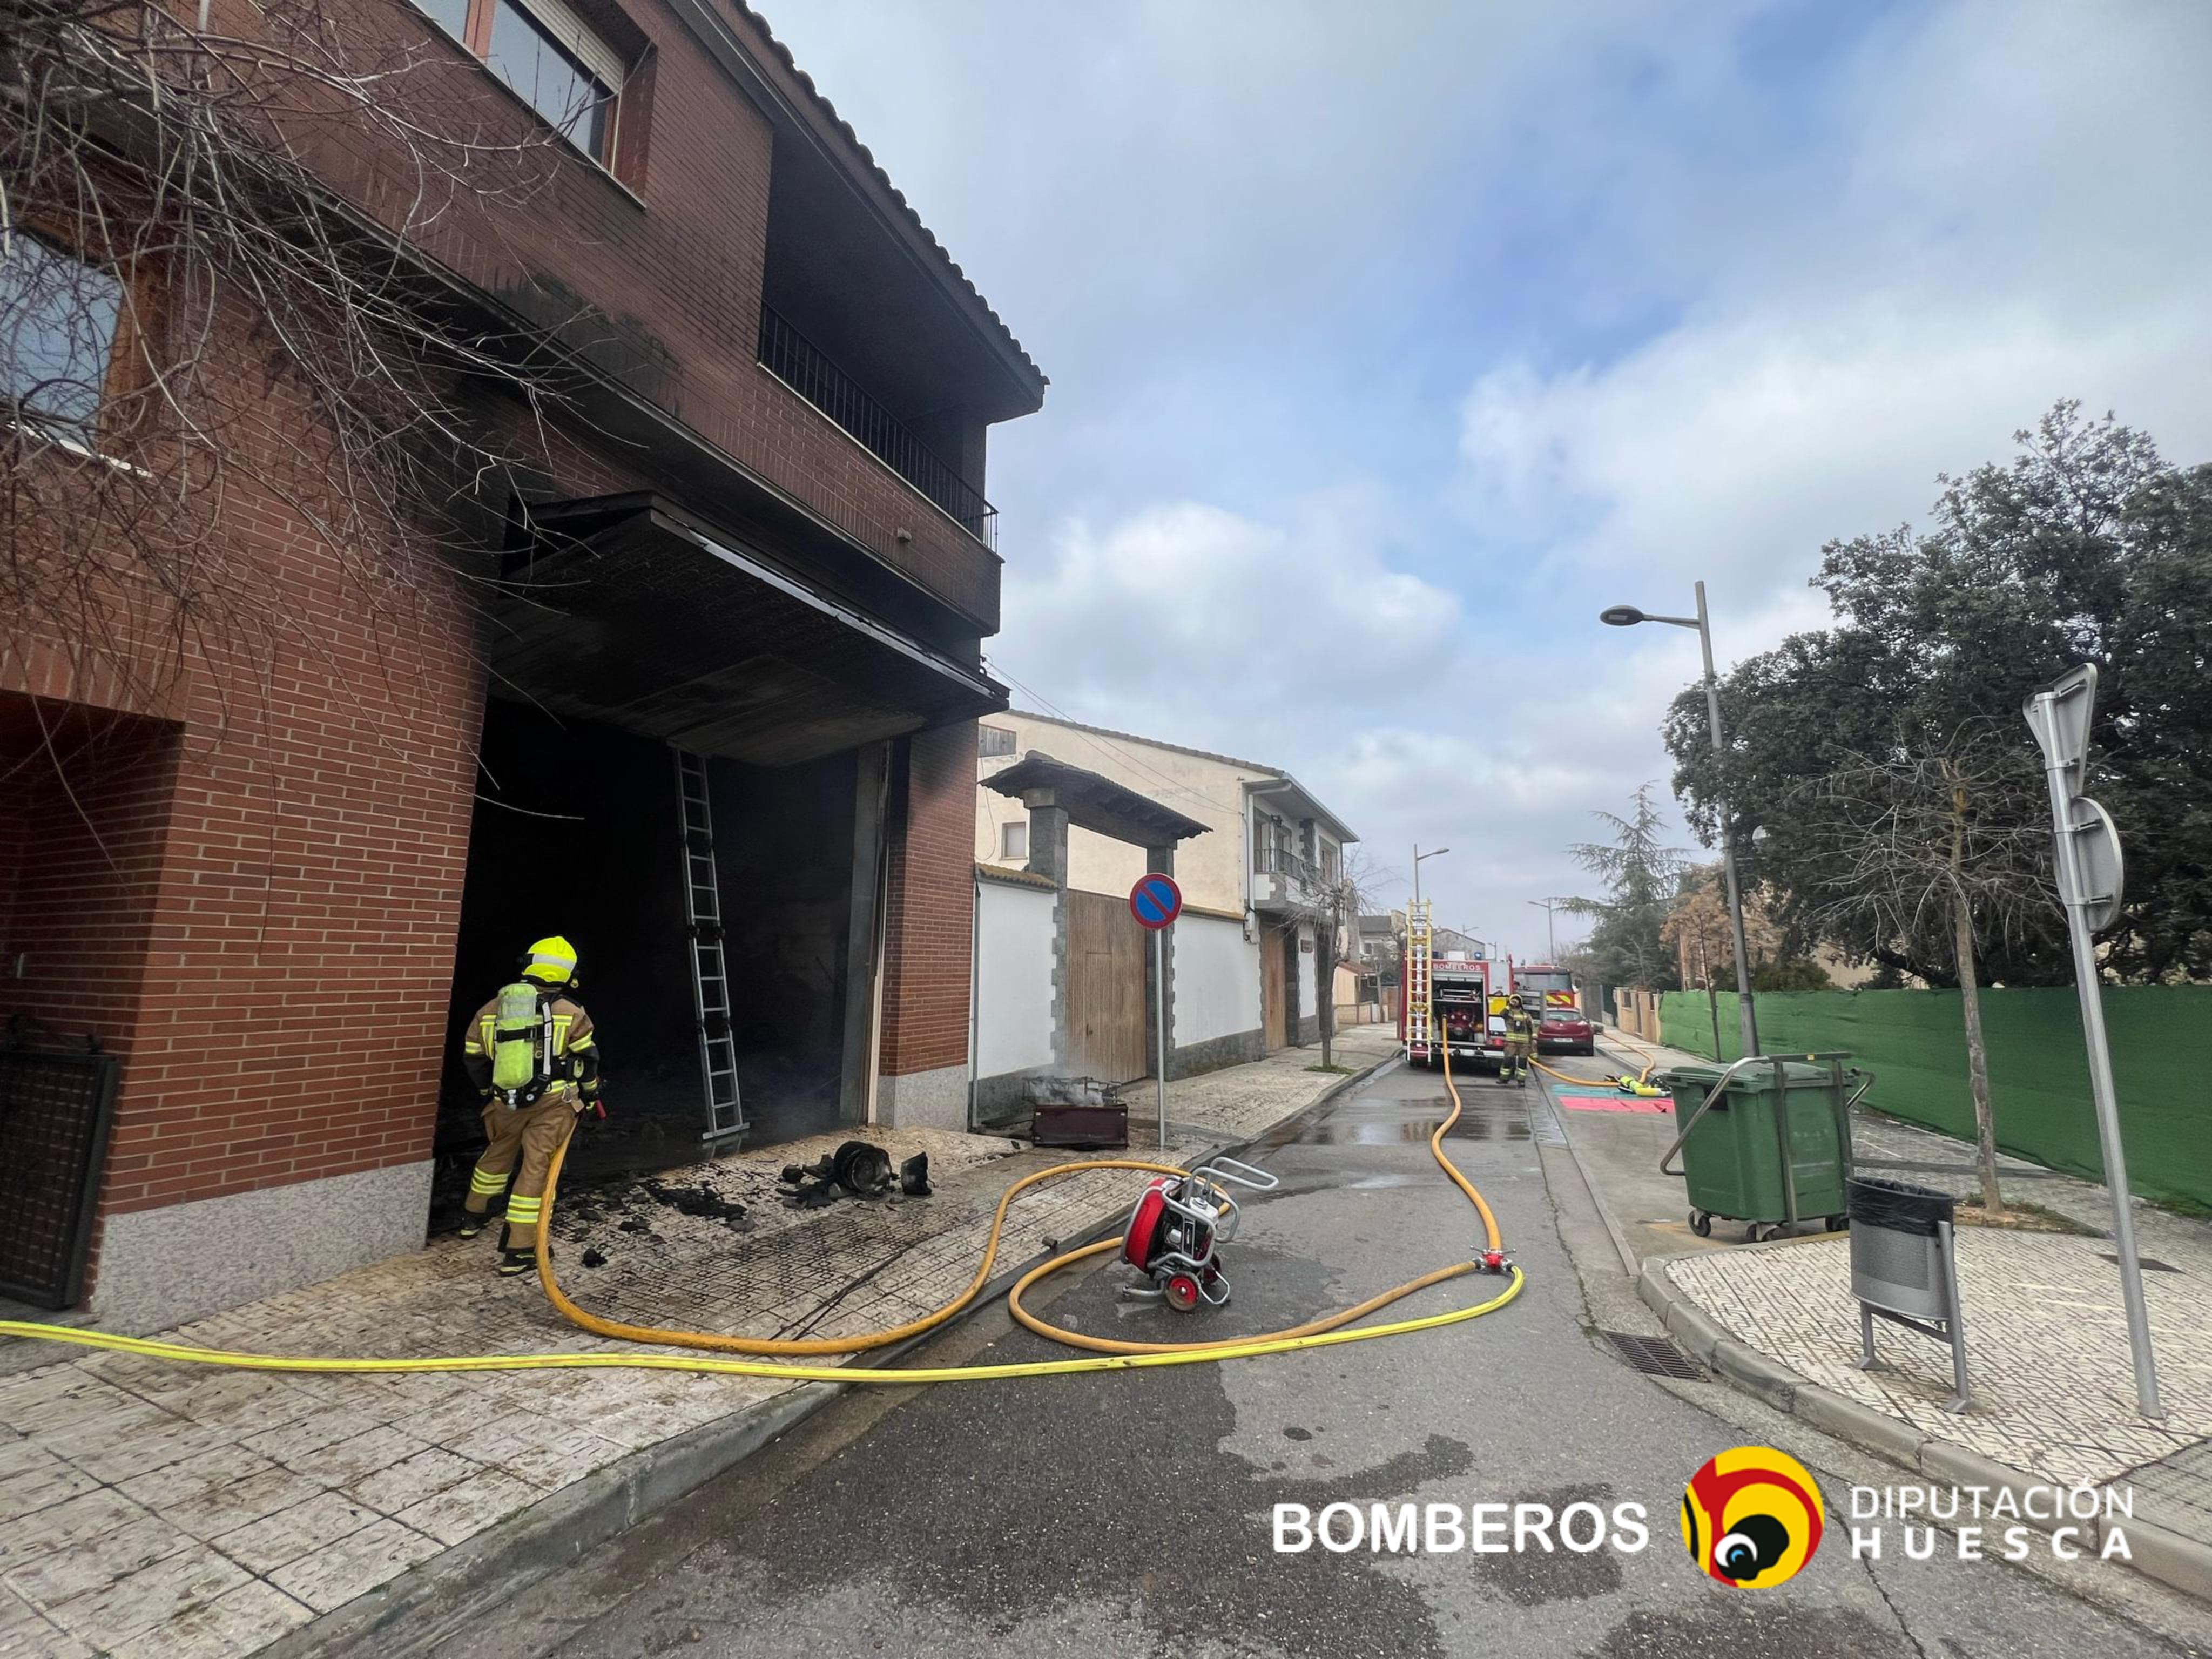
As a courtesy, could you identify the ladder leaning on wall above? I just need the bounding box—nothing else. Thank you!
[1403,899,1434,1055]
[674,748,745,1145]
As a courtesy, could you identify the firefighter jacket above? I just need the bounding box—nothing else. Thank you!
[1503,1007,1537,1042]
[461,989,599,1108]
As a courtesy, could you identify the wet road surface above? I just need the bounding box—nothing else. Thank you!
[431,1060,2204,1658]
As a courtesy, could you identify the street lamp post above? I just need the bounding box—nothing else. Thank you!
[1527,896,1568,960]
[1412,844,1449,908]
[1600,582,1760,1058]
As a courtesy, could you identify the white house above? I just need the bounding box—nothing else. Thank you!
[968,712,1358,1123]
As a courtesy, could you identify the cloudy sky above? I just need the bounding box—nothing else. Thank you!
[767,0,2212,959]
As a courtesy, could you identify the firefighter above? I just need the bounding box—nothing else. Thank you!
[457,936,602,1276]
[1500,993,1536,1088]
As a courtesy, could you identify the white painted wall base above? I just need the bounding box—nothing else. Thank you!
[876,1063,970,1133]
[91,1160,433,1336]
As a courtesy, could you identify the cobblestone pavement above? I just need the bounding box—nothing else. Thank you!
[0,1027,1394,1658]
[1607,1031,2212,1550]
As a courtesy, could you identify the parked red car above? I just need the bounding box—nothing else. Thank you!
[1537,1009,1596,1056]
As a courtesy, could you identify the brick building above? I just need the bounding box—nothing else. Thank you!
[0,0,1043,1331]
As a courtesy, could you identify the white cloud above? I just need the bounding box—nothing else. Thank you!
[759,0,2212,957]
[995,495,1460,729]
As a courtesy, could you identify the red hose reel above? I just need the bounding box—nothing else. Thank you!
[1118,1157,1278,1312]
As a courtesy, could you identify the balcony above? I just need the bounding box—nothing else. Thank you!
[1252,843,1327,913]
[758,307,999,550]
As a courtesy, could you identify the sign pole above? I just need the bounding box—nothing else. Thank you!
[1155,927,1168,1151]
[2027,674,2162,1420]
[1128,871,1184,1155]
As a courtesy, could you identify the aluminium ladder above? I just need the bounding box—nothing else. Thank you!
[1403,899,1434,1055]
[674,748,745,1144]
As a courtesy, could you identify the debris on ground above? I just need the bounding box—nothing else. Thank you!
[778,1139,922,1207]
[642,1178,754,1224]
[580,1247,606,1268]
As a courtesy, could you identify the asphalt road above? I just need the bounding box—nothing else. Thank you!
[434,1061,2207,1659]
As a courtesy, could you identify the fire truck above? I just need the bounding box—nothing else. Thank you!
[1399,904,1508,1072]
[1400,916,1594,1067]
[1513,962,1596,1056]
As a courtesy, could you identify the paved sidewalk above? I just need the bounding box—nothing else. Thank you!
[1563,1028,2212,1596]
[0,1027,1395,1658]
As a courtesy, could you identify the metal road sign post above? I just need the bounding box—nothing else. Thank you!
[2025,664,2162,1420]
[1130,873,1184,1152]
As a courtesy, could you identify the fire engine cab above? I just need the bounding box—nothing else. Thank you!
[1515,963,1596,1056]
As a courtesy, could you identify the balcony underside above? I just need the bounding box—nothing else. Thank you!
[490,497,1006,767]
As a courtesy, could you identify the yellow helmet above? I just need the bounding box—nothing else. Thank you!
[521,935,579,986]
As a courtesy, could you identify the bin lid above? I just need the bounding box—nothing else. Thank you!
[1661,1060,1838,1094]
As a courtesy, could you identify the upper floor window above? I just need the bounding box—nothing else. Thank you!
[1001,820,1029,862]
[978,725,1015,758]
[415,0,624,166]
[2,227,124,449]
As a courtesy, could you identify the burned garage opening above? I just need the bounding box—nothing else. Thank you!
[443,704,868,1171]
[439,491,1004,1210]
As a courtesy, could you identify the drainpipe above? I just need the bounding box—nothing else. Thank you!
[967,868,981,1131]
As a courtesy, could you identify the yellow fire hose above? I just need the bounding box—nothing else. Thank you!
[0,1047,1520,1384]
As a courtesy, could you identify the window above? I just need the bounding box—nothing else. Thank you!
[1001,820,1028,861]
[2,228,124,447]
[415,0,624,166]
[978,725,1015,758]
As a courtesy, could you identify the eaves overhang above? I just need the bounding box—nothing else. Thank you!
[983,751,1211,848]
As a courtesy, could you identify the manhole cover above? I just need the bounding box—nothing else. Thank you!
[1602,1331,1702,1379]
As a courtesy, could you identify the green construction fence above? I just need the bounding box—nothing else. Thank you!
[1656,986,2212,1212]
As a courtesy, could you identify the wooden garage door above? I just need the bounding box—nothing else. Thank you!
[1065,889,1147,1082]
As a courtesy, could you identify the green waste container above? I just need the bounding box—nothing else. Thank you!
[1659,1057,1859,1242]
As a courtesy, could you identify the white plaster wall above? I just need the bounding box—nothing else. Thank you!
[1174,913,1261,1042]
[975,878,1055,1076]
[1297,922,1319,1019]
[975,713,1284,914]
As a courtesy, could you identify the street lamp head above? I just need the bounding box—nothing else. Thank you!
[1599,605,1645,628]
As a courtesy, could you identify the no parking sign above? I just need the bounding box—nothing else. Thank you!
[1128,872,1183,930]
[1128,872,1181,1144]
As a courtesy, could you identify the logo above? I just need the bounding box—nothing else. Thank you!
[1681,1447,1824,1587]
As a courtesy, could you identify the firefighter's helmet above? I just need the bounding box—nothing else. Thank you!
[521,935,579,987]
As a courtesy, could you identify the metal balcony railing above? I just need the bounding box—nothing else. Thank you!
[1253,845,1322,887]
[757,307,999,550]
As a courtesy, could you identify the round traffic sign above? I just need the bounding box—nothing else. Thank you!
[1129,872,1182,930]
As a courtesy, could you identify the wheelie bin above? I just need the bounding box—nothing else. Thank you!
[1656,1055,1867,1242]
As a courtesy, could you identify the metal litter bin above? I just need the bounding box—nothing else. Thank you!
[1657,1054,1866,1242]
[1849,1175,1970,1412]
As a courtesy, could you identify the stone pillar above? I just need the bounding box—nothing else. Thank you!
[1023,790,1072,1073]
[1144,845,1176,1082]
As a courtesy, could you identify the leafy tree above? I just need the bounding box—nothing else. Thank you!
[1752,959,1834,993]
[1562,784,1685,990]
[1668,403,2212,984]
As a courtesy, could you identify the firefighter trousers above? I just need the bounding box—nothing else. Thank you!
[1501,1036,1532,1080]
[465,1095,578,1249]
